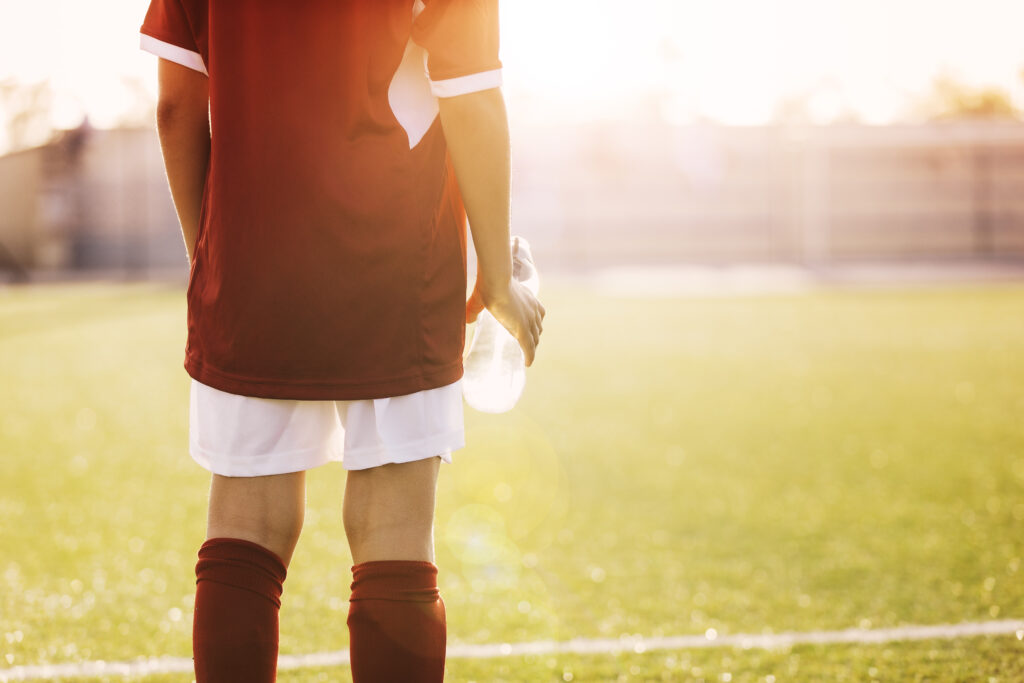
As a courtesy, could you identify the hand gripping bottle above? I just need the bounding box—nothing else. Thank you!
[463,236,539,413]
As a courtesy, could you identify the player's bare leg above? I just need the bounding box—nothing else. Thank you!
[343,456,440,563]
[207,471,306,565]
[191,471,305,683]
[344,456,446,683]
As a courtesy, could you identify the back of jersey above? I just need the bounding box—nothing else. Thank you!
[140,0,504,401]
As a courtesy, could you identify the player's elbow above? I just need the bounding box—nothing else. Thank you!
[155,98,178,128]
[155,97,209,136]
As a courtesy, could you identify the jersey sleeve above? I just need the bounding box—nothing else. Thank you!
[139,0,207,76]
[410,0,502,98]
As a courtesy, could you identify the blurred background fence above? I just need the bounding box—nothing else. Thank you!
[516,120,1024,270]
[1,119,1024,282]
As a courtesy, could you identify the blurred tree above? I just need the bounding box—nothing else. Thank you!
[918,73,1020,121]
[0,79,57,154]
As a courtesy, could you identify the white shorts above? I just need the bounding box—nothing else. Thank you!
[188,378,465,477]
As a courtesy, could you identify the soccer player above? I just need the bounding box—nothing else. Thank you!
[140,2,545,681]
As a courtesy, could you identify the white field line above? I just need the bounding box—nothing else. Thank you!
[1,619,1022,681]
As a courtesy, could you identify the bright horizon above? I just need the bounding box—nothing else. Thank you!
[0,0,1023,151]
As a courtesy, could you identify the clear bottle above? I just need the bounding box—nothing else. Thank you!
[463,236,539,413]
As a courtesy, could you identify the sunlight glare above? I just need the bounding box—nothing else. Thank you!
[0,0,1022,141]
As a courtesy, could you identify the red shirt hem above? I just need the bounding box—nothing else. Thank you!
[184,356,464,401]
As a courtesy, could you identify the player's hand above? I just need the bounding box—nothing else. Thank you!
[466,279,546,366]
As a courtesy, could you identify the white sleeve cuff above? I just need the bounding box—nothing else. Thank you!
[429,68,502,98]
[140,33,208,76]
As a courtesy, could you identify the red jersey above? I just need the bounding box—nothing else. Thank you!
[140,0,502,400]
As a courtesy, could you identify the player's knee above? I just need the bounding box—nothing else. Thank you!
[252,518,304,566]
[343,466,437,559]
[208,504,304,565]
[271,512,305,548]
[343,510,429,546]
[343,519,434,565]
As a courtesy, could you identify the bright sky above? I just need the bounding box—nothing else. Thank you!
[0,0,1022,149]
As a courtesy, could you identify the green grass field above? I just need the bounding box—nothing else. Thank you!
[1,280,1023,681]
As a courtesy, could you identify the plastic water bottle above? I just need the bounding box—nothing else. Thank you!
[463,236,539,413]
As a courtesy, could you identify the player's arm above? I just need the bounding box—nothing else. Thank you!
[438,88,546,365]
[155,57,210,266]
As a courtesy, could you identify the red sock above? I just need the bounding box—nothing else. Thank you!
[347,560,447,683]
[192,538,287,683]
